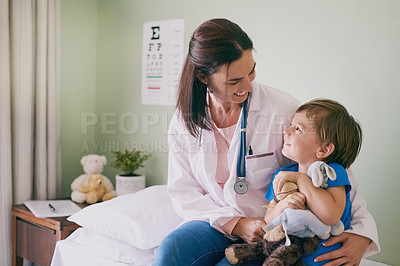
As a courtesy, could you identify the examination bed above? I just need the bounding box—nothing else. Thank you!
[51,185,386,266]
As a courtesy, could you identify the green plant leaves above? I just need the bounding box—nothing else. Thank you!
[110,149,151,176]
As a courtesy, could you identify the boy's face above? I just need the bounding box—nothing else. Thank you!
[282,111,323,167]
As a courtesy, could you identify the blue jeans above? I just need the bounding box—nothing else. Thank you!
[152,220,264,266]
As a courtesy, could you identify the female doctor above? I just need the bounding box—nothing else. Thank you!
[153,18,379,265]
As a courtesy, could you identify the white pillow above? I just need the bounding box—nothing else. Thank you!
[68,185,183,249]
[68,228,154,265]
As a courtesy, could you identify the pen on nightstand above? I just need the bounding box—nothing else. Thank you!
[48,203,56,212]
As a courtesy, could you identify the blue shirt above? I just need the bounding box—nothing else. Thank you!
[265,163,351,265]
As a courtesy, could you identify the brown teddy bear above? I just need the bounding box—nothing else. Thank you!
[225,234,319,265]
[225,182,319,265]
[78,174,114,204]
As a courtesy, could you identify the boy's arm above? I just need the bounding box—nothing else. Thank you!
[264,191,306,224]
[295,172,346,225]
[274,171,346,225]
[264,207,276,225]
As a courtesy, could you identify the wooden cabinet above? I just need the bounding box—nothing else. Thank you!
[12,204,82,266]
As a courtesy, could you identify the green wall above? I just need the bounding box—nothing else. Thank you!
[61,0,98,193]
[61,0,400,264]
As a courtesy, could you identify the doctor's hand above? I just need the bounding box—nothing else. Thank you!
[315,232,371,266]
[231,217,266,244]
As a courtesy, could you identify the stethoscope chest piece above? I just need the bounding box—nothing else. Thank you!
[234,177,248,194]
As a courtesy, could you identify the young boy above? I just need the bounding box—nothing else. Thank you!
[264,98,362,265]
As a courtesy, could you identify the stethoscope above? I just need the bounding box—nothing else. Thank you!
[196,96,251,194]
[234,97,249,194]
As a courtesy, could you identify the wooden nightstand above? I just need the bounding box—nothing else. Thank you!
[12,204,84,266]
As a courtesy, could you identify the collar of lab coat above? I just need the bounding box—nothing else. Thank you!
[248,81,263,112]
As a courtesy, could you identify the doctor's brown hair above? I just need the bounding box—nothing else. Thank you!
[297,99,362,169]
[176,18,253,138]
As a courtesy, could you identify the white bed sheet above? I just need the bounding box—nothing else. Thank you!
[51,233,153,266]
[52,239,137,266]
[51,228,155,266]
[51,233,387,266]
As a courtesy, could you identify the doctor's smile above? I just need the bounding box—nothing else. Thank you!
[233,90,247,97]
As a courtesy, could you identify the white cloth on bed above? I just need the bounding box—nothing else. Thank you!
[67,228,154,264]
[52,185,386,266]
[52,234,149,266]
[67,185,183,249]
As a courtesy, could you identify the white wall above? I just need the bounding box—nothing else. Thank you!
[61,0,400,264]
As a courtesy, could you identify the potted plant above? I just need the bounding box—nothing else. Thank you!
[110,149,151,196]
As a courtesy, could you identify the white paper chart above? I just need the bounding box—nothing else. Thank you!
[141,19,184,106]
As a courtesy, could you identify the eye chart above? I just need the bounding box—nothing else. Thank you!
[141,19,184,106]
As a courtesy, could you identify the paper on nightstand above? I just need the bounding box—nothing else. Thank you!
[24,200,82,218]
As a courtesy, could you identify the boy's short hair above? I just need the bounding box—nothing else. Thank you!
[296,99,362,168]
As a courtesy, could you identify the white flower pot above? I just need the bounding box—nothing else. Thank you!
[115,174,145,196]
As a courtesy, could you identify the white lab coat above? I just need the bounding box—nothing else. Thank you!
[167,81,380,257]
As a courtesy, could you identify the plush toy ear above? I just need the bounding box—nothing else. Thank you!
[307,161,325,187]
[80,155,88,166]
[99,155,107,166]
[330,220,344,236]
[307,161,337,188]
[323,163,336,181]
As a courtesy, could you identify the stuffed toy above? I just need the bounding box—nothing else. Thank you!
[226,234,319,265]
[225,181,321,265]
[225,161,344,265]
[71,154,116,203]
[265,161,344,245]
[78,174,114,204]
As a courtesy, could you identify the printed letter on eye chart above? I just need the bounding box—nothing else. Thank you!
[141,19,184,106]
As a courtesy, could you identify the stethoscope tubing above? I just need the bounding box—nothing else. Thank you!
[237,98,248,179]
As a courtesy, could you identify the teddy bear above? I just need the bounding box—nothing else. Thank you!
[225,161,344,265]
[71,154,116,203]
[263,162,344,244]
[225,234,319,265]
[78,174,114,204]
[225,181,321,265]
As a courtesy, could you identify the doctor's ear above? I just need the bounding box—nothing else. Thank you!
[316,142,335,159]
[196,71,208,85]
